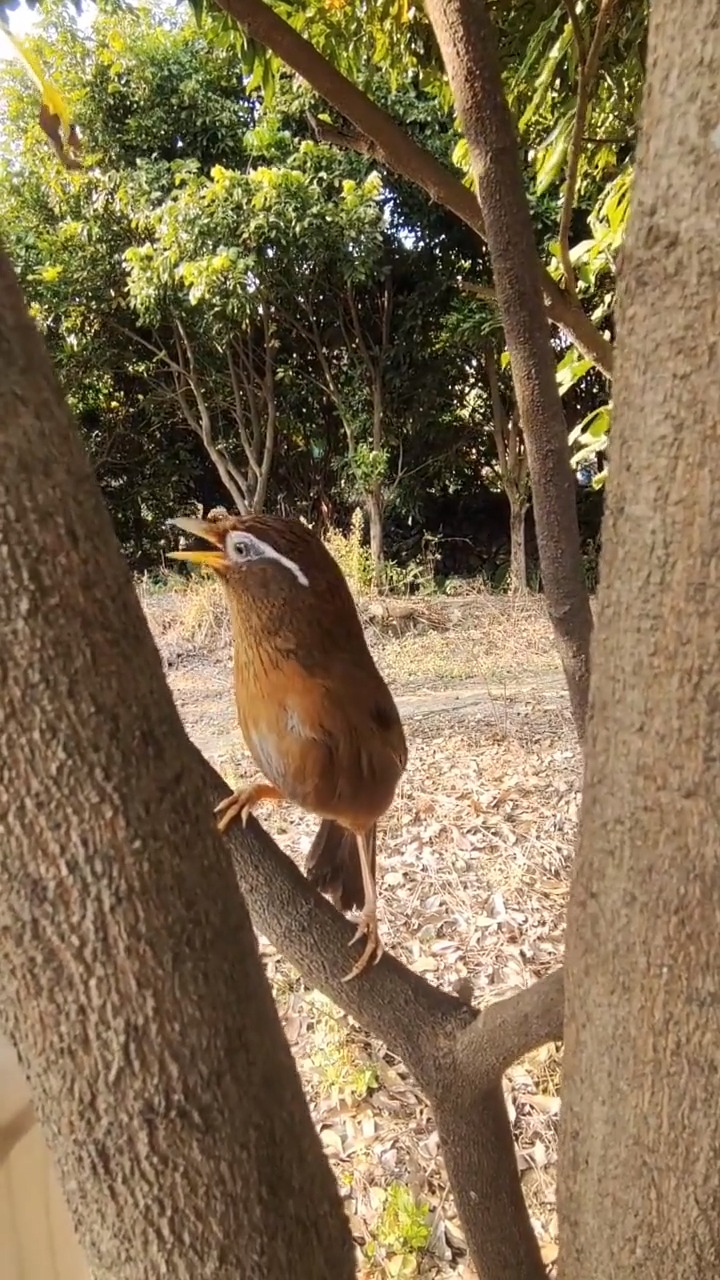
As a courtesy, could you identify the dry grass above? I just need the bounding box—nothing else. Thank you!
[140,573,578,1278]
[140,570,560,686]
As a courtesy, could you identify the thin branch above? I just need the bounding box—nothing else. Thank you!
[256,297,276,510]
[307,111,381,160]
[559,0,620,300]
[110,321,186,379]
[380,273,393,356]
[561,0,586,64]
[227,346,262,479]
[346,284,375,373]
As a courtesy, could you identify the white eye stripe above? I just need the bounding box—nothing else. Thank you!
[265,543,309,587]
[225,532,309,588]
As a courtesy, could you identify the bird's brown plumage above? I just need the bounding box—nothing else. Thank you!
[169,512,407,977]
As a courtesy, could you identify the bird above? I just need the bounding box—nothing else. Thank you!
[168,512,407,980]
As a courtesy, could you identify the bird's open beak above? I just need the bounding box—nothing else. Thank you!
[166,517,227,570]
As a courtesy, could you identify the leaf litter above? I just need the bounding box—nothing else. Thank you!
[145,587,580,1277]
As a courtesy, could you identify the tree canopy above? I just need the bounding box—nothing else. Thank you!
[0,0,637,578]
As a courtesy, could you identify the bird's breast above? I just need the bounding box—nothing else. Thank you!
[234,654,321,797]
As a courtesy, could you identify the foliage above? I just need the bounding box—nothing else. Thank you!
[322,509,376,596]
[365,1181,432,1276]
[0,0,627,566]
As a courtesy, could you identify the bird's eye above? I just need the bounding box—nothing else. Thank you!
[226,533,248,562]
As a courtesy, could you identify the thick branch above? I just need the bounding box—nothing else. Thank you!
[199,749,563,1090]
[204,755,562,1280]
[425,0,594,739]
[0,247,355,1280]
[435,1083,547,1280]
[457,968,564,1081]
[217,0,613,376]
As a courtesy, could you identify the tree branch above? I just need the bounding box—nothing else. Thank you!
[561,0,586,65]
[217,0,613,376]
[425,0,594,740]
[457,968,564,1082]
[206,751,561,1280]
[198,749,563,1092]
[257,298,276,511]
[559,0,620,300]
[227,345,263,480]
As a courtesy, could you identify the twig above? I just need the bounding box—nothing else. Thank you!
[559,0,620,300]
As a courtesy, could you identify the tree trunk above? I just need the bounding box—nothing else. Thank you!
[507,496,528,594]
[560,4,720,1277]
[365,483,385,588]
[0,250,355,1280]
[423,0,594,739]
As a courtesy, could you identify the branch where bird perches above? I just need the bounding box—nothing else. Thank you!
[195,749,564,1096]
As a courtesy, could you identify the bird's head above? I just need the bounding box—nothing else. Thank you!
[166,515,310,589]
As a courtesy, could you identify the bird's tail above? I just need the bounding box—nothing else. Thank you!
[305,819,376,913]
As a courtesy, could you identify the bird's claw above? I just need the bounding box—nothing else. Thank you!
[214,791,251,834]
[342,911,383,982]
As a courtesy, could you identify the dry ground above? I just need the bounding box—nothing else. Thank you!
[142,579,581,1279]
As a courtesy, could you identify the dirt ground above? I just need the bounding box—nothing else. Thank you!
[143,583,580,1278]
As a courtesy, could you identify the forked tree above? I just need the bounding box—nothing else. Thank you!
[1,1,719,1279]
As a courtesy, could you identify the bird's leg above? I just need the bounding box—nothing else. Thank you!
[215,782,282,834]
[342,831,383,982]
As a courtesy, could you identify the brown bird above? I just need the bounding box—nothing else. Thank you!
[168,512,407,980]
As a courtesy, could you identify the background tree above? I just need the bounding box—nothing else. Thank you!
[0,0,614,577]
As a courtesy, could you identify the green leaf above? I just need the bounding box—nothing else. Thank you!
[535,113,574,195]
[556,348,594,397]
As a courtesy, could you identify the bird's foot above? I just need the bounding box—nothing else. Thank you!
[342,909,383,982]
[214,783,281,835]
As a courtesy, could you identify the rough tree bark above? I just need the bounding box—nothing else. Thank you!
[0,251,355,1280]
[217,0,613,377]
[559,4,720,1277]
[508,497,528,595]
[424,0,594,737]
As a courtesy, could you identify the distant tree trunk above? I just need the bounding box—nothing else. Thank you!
[560,3,720,1277]
[507,494,528,595]
[365,482,385,588]
[483,348,530,595]
[0,250,355,1280]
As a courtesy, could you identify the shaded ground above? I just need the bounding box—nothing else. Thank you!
[143,583,579,1278]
